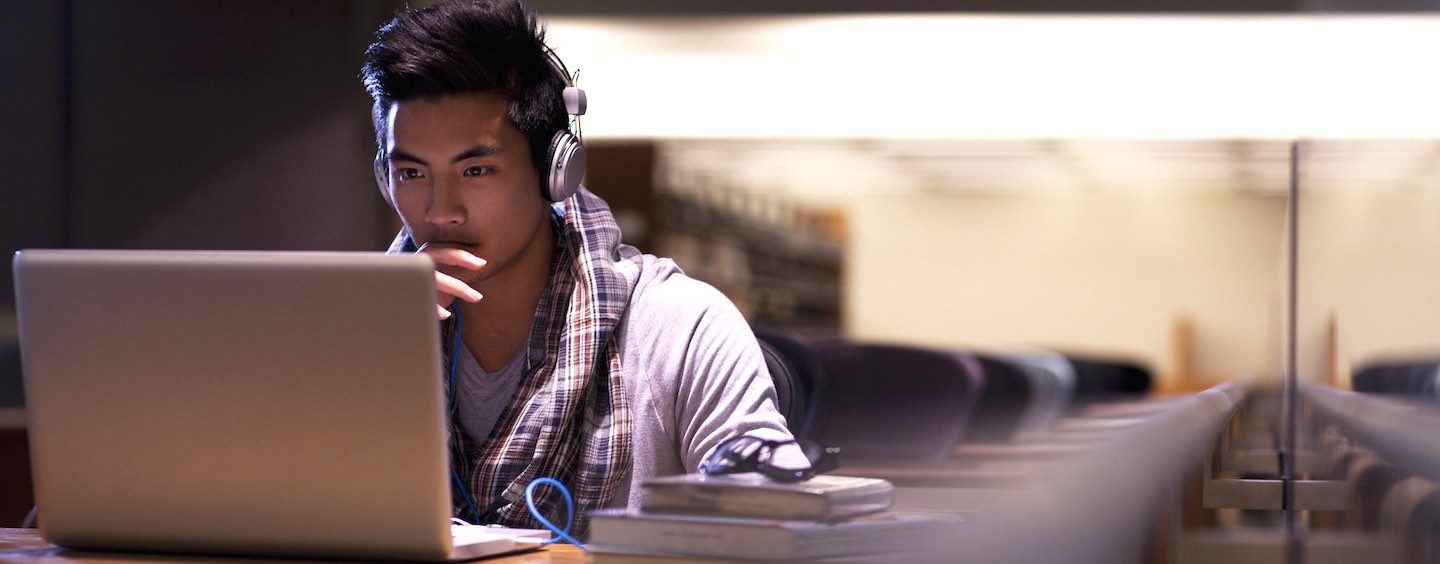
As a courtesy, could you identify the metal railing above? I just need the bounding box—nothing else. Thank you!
[1301,382,1440,484]
[935,380,1252,564]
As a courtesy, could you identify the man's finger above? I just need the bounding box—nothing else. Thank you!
[418,243,487,270]
[435,271,484,303]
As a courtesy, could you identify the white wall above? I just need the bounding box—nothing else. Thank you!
[842,189,1288,389]
[1298,188,1440,386]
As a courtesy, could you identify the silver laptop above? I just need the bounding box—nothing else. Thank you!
[13,249,547,561]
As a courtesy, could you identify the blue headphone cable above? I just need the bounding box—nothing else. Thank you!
[447,306,483,523]
[447,304,586,551]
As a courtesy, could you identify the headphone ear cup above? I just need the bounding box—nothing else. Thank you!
[373,150,396,209]
[545,130,585,202]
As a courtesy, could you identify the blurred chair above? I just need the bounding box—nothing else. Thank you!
[752,326,826,440]
[1353,359,1440,401]
[992,348,1075,434]
[809,339,984,461]
[961,354,1033,445]
[756,339,804,439]
[1064,354,1152,405]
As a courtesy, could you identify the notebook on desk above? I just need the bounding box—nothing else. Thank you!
[12,249,548,561]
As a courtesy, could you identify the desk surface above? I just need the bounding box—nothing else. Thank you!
[0,529,589,564]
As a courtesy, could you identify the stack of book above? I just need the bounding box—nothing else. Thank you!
[588,472,960,561]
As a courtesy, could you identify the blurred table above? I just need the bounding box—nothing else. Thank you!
[0,528,589,563]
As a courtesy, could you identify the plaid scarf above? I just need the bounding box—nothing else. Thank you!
[439,188,637,537]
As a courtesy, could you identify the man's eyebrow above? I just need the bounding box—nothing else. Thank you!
[452,144,502,163]
[388,149,427,166]
[387,144,502,167]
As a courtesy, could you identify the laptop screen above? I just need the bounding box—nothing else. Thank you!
[15,250,459,560]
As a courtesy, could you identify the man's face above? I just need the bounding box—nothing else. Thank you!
[384,92,549,287]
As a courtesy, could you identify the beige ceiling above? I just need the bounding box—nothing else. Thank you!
[652,138,1440,202]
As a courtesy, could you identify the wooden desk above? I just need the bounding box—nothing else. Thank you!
[0,529,589,563]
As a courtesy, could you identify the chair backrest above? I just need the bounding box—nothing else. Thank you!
[756,339,802,438]
[963,354,1034,444]
[1353,360,1440,400]
[1065,354,1153,402]
[752,327,826,440]
[809,339,985,461]
[993,349,1076,433]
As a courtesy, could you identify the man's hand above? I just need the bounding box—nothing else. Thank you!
[417,243,486,319]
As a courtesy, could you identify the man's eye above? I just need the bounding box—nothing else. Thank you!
[463,165,493,177]
[395,168,424,182]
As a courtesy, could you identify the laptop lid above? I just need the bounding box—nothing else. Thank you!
[14,249,465,561]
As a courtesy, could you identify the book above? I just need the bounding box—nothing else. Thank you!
[591,547,896,563]
[591,549,816,563]
[641,472,894,520]
[587,509,962,561]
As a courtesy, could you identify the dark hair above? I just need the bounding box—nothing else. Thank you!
[361,0,568,176]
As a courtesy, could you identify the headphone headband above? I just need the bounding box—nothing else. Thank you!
[546,47,587,118]
[542,47,587,202]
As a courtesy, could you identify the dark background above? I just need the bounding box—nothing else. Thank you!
[2,1,396,300]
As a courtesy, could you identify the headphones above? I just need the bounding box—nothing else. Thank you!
[542,49,588,202]
[373,48,588,205]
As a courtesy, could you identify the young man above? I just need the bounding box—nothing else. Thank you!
[360,0,793,534]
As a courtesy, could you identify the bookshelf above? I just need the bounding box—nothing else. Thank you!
[652,189,845,338]
[587,142,847,338]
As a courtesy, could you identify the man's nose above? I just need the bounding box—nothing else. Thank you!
[425,178,466,225]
